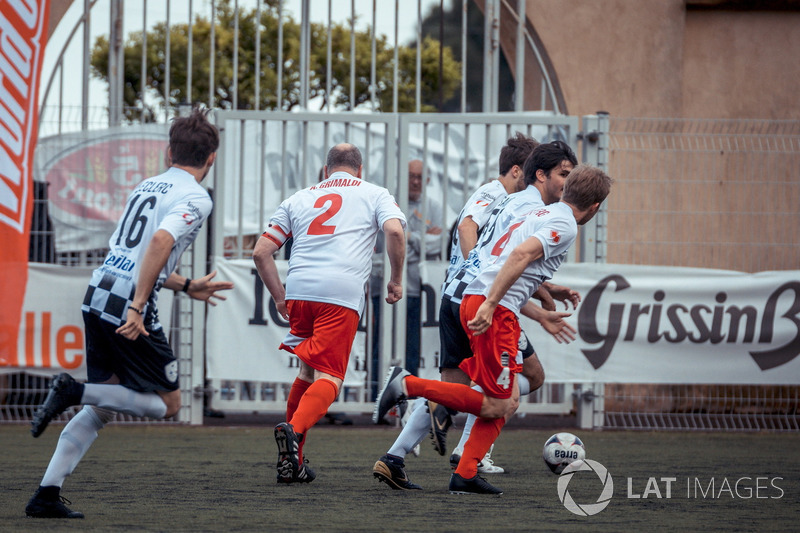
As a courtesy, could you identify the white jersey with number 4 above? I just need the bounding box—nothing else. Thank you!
[463,201,577,316]
[266,171,406,315]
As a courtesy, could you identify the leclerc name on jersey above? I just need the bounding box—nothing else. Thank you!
[310,178,362,190]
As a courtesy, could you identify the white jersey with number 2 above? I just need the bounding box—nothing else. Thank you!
[267,171,406,315]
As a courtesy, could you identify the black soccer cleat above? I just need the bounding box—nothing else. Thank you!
[31,373,84,438]
[448,473,503,495]
[25,486,84,519]
[372,366,411,424]
[428,401,453,456]
[373,455,423,490]
[274,422,302,483]
[277,458,317,484]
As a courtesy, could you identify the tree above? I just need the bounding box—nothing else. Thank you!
[90,0,461,121]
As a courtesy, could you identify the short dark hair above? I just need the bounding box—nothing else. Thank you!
[562,164,613,210]
[522,140,578,186]
[169,108,219,168]
[326,143,362,174]
[498,132,539,176]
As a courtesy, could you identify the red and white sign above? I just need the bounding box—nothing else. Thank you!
[0,0,50,367]
[35,125,169,251]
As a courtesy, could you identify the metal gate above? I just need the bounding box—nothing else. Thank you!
[207,109,598,417]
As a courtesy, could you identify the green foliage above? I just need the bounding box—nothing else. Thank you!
[89,0,461,120]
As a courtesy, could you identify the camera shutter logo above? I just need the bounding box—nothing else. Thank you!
[557,459,614,516]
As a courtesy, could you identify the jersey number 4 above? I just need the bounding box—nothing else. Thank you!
[307,193,342,235]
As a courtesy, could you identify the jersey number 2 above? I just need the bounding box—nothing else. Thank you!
[307,193,342,235]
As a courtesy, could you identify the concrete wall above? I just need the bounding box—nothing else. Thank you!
[521,0,800,119]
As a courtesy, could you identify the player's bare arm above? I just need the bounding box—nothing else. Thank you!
[383,218,406,304]
[457,216,479,259]
[520,300,576,344]
[164,270,234,305]
[541,281,581,310]
[253,235,289,320]
[116,229,175,341]
[532,284,556,311]
[468,236,545,335]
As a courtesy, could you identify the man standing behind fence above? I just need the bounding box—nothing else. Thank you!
[25,108,234,518]
[253,143,406,483]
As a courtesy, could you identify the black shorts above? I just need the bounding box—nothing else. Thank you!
[83,311,179,393]
[438,297,473,371]
[518,329,535,360]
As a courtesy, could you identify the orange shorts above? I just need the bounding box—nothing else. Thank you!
[458,294,521,399]
[279,300,359,380]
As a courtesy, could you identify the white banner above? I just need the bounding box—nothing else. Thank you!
[206,259,367,387]
[206,258,800,385]
[5,263,173,379]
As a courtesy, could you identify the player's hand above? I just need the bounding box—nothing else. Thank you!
[275,300,289,321]
[540,311,576,344]
[116,308,149,341]
[467,301,495,336]
[546,283,581,310]
[187,270,235,306]
[386,281,403,304]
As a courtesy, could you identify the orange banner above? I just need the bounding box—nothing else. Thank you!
[0,0,50,367]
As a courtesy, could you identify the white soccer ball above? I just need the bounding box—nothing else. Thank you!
[542,432,586,474]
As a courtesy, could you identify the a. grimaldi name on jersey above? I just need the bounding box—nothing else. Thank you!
[310,178,362,190]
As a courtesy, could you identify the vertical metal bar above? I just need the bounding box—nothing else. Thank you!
[301,120,309,188]
[209,0,216,108]
[187,0,193,103]
[259,120,267,231]
[281,120,288,200]
[463,123,470,204]
[438,0,444,111]
[491,0,500,112]
[415,0,421,113]
[165,0,171,118]
[326,0,332,112]
[237,120,246,258]
[299,0,309,108]
[370,0,377,110]
[277,0,284,110]
[141,0,147,123]
[81,0,90,130]
[350,0,356,110]
[515,0,525,112]
[442,123,450,253]
[393,0,399,112]
[461,0,467,113]
[482,0,492,112]
[233,0,239,110]
[255,0,261,110]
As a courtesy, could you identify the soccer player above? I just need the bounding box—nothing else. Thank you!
[372,140,579,489]
[254,143,406,484]
[374,164,613,494]
[26,108,234,518]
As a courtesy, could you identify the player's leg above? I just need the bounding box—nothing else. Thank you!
[26,405,116,518]
[427,298,473,454]
[373,398,430,490]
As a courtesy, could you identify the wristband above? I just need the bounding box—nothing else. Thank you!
[128,305,144,315]
[182,278,192,293]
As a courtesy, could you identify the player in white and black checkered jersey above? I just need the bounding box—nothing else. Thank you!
[26,108,234,519]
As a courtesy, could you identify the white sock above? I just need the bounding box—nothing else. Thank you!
[82,384,167,419]
[518,376,531,396]
[41,406,105,487]
[387,399,431,458]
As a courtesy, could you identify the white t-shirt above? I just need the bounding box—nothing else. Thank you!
[442,185,544,304]
[444,179,508,286]
[267,171,406,315]
[463,201,577,316]
[83,167,213,327]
